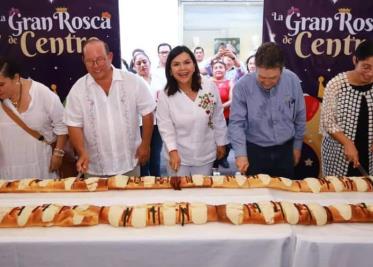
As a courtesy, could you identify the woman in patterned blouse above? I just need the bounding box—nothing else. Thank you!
[320,40,373,176]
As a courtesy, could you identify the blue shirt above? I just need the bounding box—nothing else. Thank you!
[228,69,306,157]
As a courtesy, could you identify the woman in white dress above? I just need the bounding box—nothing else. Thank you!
[133,51,164,176]
[156,46,228,176]
[0,57,67,179]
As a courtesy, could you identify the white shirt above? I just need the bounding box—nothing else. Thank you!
[151,66,167,91]
[138,73,166,126]
[198,60,209,75]
[64,68,156,176]
[0,80,67,179]
[149,74,166,101]
[156,77,228,166]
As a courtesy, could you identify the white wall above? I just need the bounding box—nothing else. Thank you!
[119,0,179,66]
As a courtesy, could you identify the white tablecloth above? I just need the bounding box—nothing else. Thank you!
[1,188,373,267]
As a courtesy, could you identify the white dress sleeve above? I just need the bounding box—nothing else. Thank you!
[28,81,67,140]
[45,90,67,136]
[156,90,178,152]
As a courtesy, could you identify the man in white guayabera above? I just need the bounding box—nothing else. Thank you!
[64,38,155,177]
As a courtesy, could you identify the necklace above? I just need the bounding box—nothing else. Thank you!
[10,80,23,108]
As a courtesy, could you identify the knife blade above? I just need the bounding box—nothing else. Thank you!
[357,165,369,177]
[76,172,83,180]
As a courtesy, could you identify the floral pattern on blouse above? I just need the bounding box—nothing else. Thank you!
[198,92,216,129]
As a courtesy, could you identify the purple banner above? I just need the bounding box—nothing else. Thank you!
[263,0,372,178]
[263,0,372,97]
[0,0,120,102]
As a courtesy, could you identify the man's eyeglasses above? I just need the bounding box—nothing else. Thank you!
[84,57,106,67]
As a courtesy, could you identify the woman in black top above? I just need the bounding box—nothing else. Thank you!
[320,40,373,176]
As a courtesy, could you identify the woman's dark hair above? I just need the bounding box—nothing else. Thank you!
[132,48,145,58]
[245,55,255,72]
[164,45,201,96]
[0,57,21,79]
[129,48,145,72]
[121,58,130,71]
[255,42,284,69]
[355,39,373,61]
[133,51,150,64]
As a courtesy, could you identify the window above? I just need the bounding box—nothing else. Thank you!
[181,0,263,61]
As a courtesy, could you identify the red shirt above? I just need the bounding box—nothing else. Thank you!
[214,79,231,119]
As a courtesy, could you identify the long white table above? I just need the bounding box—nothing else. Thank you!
[270,190,373,267]
[1,187,373,267]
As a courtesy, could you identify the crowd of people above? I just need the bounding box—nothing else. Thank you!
[0,38,372,180]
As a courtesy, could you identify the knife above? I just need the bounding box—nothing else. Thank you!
[357,165,369,177]
[76,172,84,180]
